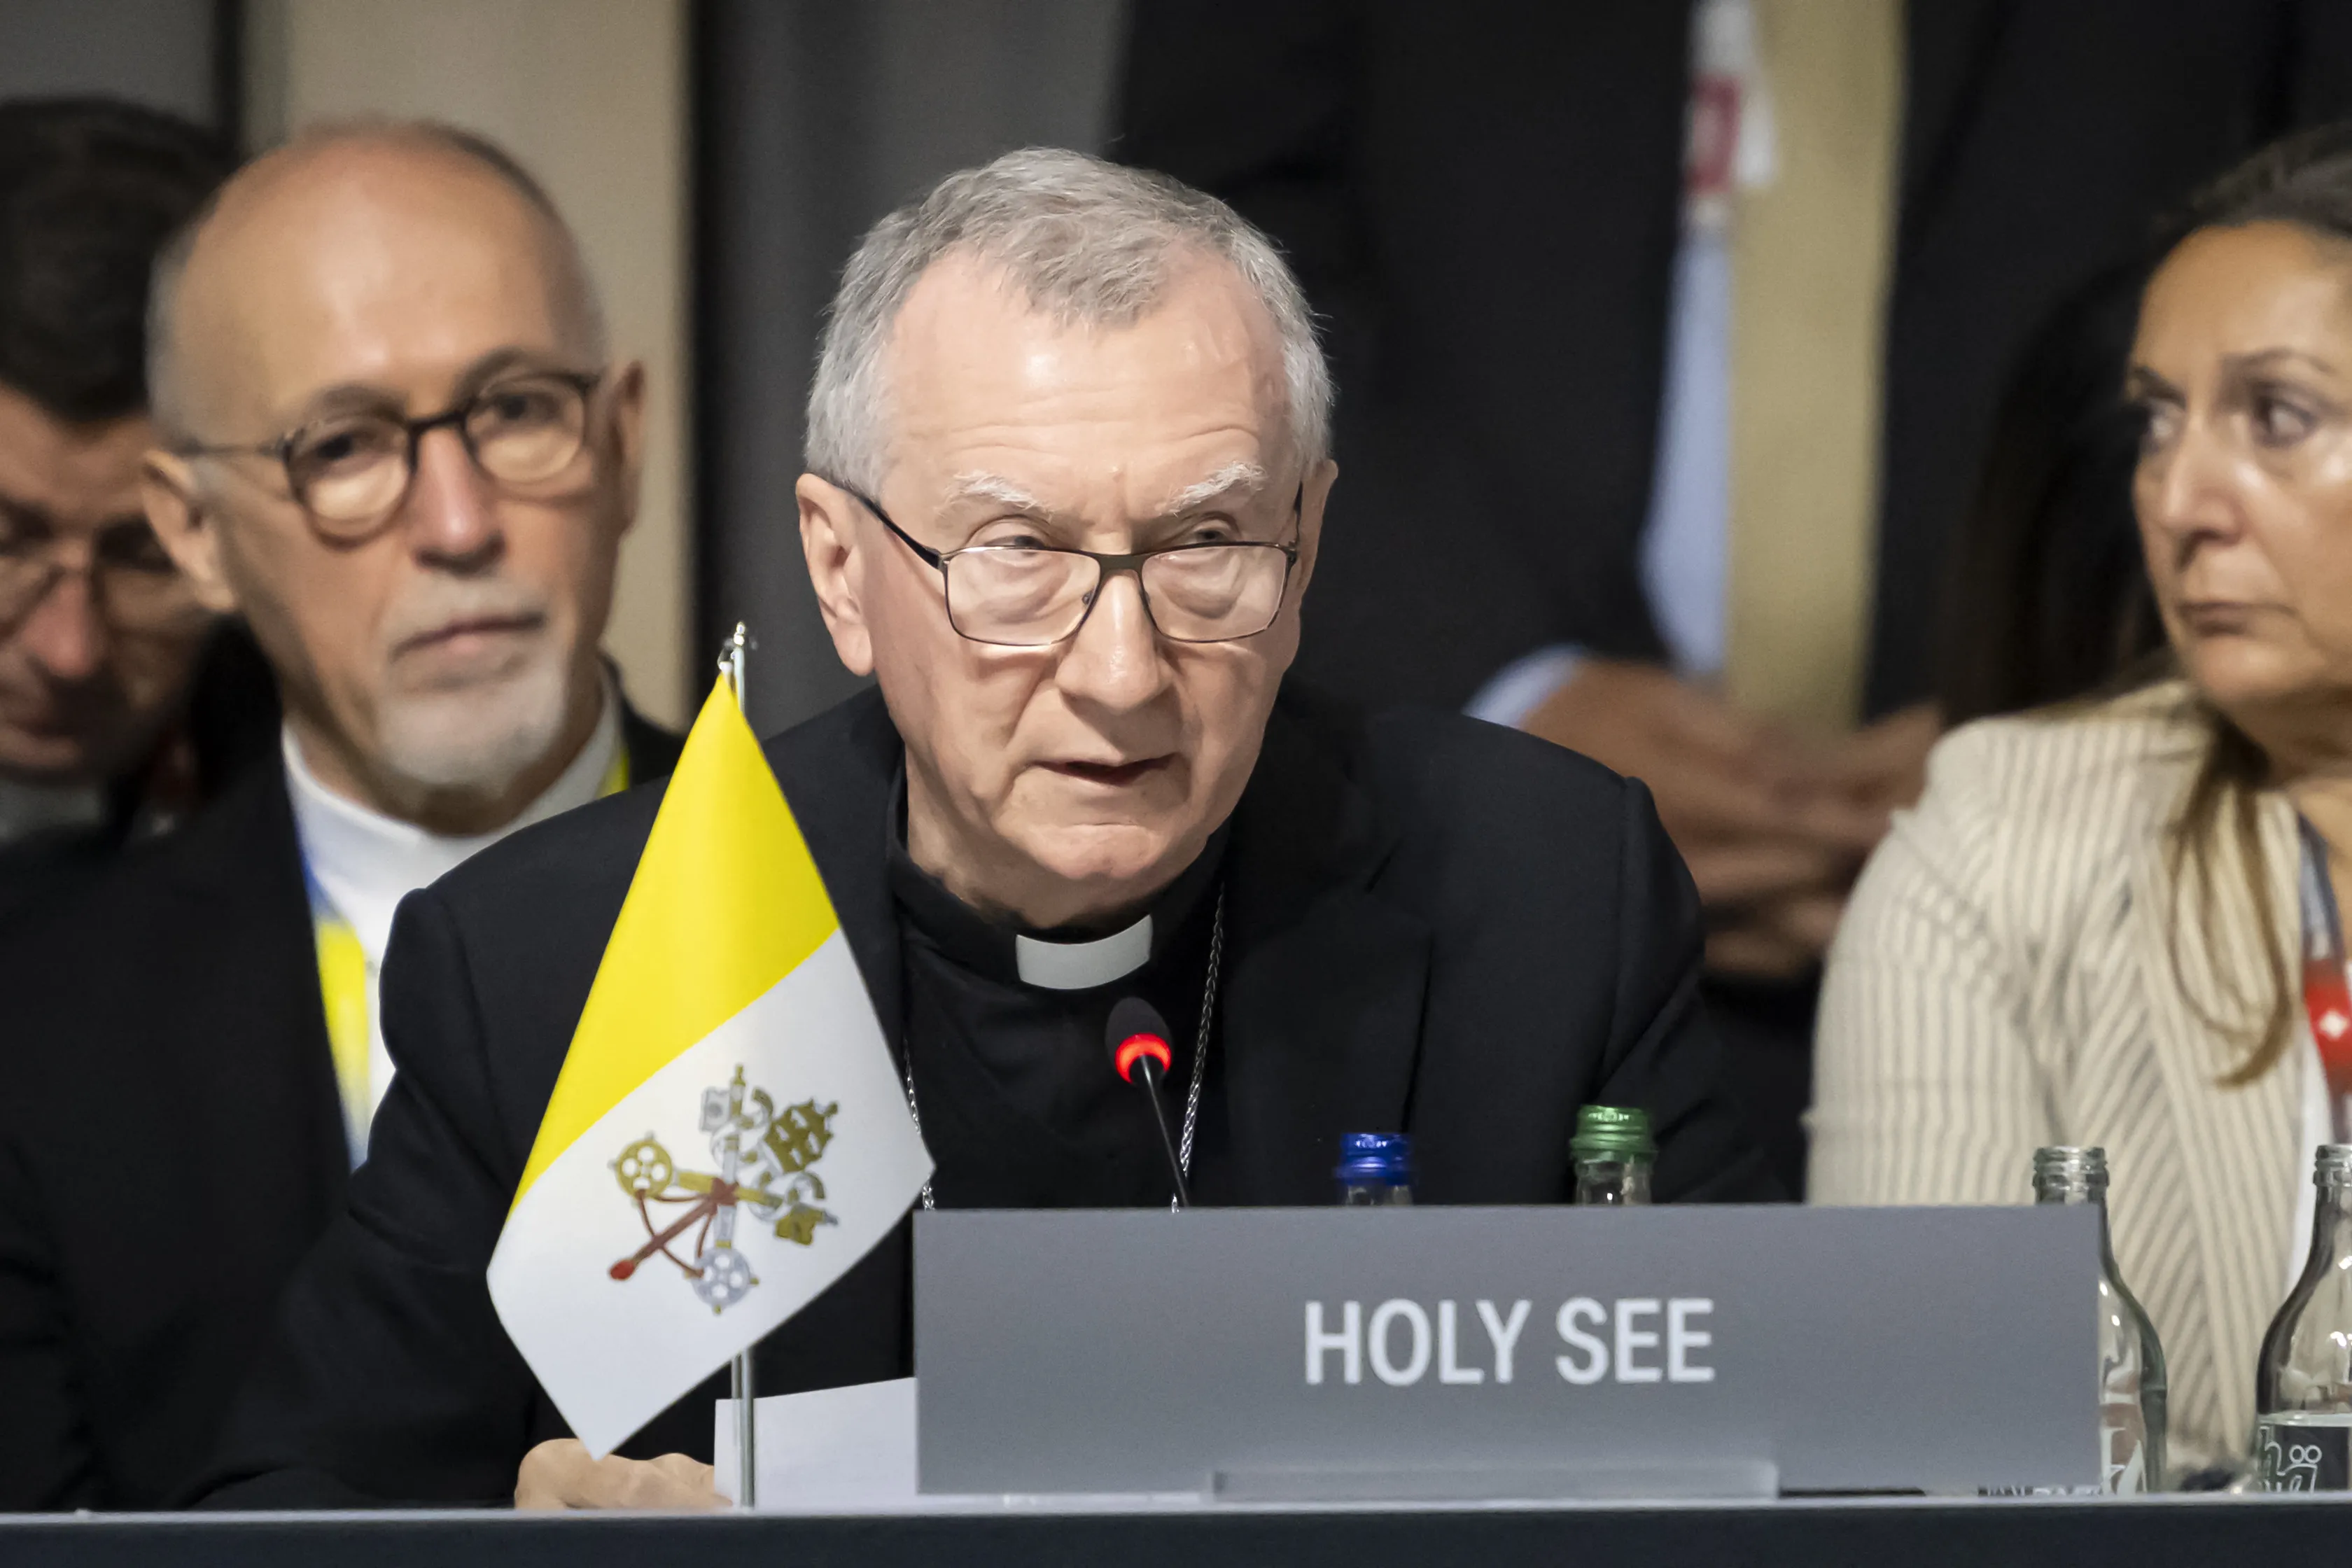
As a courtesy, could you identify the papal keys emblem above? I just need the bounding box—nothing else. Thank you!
[607,1065,839,1313]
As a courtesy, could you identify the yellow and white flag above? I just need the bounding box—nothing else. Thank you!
[487,678,932,1457]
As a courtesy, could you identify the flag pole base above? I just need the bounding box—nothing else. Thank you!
[730,1349,756,1508]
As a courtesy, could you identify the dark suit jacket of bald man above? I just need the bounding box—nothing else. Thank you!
[0,695,682,1511]
[195,683,1772,1506]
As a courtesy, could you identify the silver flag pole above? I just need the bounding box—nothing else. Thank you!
[721,622,749,718]
[720,622,755,1509]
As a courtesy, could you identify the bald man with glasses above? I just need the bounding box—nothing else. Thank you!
[0,122,680,1511]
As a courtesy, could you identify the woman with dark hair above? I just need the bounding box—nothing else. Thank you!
[1812,123,2352,1477]
[1933,261,2166,727]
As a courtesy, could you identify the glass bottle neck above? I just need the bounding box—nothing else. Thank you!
[2032,1182,2108,1210]
[2305,1177,2352,1272]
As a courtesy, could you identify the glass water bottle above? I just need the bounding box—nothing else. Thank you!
[1571,1105,1655,1205]
[1336,1132,1414,1205]
[2257,1144,2352,1491]
[2033,1146,2166,1492]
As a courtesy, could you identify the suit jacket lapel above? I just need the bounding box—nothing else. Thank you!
[157,764,350,1229]
[618,699,685,784]
[2129,772,2300,1448]
[1219,693,1431,1204]
[115,699,676,1244]
[765,690,905,1050]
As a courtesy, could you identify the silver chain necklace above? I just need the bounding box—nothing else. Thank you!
[903,885,1225,1214]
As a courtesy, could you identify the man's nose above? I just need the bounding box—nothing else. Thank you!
[1055,570,1170,711]
[402,424,505,568]
[17,567,108,685]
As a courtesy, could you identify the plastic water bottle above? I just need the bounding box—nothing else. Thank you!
[1336,1132,1413,1205]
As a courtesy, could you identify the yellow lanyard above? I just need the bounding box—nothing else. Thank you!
[312,745,632,1158]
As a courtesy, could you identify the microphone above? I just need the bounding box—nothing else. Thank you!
[1107,996,1191,1209]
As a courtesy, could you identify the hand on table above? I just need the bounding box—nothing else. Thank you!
[514,1438,724,1511]
[1522,662,1937,979]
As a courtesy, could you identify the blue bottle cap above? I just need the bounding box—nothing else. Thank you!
[1335,1131,1413,1186]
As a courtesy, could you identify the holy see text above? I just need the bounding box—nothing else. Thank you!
[1303,1298,1716,1387]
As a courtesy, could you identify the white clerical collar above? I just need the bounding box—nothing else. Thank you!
[285,678,620,965]
[1014,914,1154,991]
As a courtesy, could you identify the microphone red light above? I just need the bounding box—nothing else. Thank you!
[1114,1032,1173,1084]
[1105,996,1191,1208]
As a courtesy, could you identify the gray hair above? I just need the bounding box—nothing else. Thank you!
[806,147,1331,493]
[146,119,606,437]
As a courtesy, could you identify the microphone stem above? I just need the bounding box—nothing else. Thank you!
[1137,1059,1191,1209]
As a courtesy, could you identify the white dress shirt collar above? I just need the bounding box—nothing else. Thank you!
[285,678,621,965]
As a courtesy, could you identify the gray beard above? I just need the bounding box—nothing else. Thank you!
[372,648,578,800]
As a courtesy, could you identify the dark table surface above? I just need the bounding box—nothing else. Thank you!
[5,1492,2348,1568]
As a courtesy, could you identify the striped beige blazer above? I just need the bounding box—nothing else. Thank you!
[1809,680,2306,1474]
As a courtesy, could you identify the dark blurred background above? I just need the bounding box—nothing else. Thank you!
[11,0,2312,741]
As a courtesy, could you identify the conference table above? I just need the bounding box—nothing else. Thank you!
[6,1490,2348,1567]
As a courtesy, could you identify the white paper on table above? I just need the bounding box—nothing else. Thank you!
[710,1376,917,1508]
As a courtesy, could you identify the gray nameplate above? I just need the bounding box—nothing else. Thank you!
[913,1205,2098,1495]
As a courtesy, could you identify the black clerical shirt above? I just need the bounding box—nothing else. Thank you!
[887,806,1227,1209]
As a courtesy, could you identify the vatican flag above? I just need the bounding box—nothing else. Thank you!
[486,676,932,1457]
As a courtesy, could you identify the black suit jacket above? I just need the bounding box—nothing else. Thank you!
[195,684,1771,1508]
[1115,0,2352,715]
[0,704,680,1511]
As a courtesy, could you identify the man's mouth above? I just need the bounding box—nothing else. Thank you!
[1042,755,1173,788]
[395,613,545,659]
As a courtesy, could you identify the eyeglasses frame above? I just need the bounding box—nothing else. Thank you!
[171,368,608,538]
[0,518,197,633]
[835,479,1305,648]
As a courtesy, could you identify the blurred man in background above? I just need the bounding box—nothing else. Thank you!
[1119,0,2352,1191]
[0,98,258,917]
[0,120,678,1510]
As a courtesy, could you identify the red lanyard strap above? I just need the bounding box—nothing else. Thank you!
[2296,818,2352,1143]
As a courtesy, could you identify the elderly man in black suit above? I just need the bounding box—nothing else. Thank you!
[0,122,681,1510]
[195,148,1770,1512]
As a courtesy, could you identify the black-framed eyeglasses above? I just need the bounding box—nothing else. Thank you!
[837,482,1303,648]
[174,369,605,538]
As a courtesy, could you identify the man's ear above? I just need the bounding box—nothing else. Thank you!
[1290,456,1338,602]
[602,360,648,541]
[141,450,240,615]
[797,472,874,676]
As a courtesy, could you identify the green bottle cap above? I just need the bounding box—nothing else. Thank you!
[1570,1105,1656,1161]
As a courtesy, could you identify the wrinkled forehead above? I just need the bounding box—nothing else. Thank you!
[176,152,593,428]
[880,251,1295,500]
